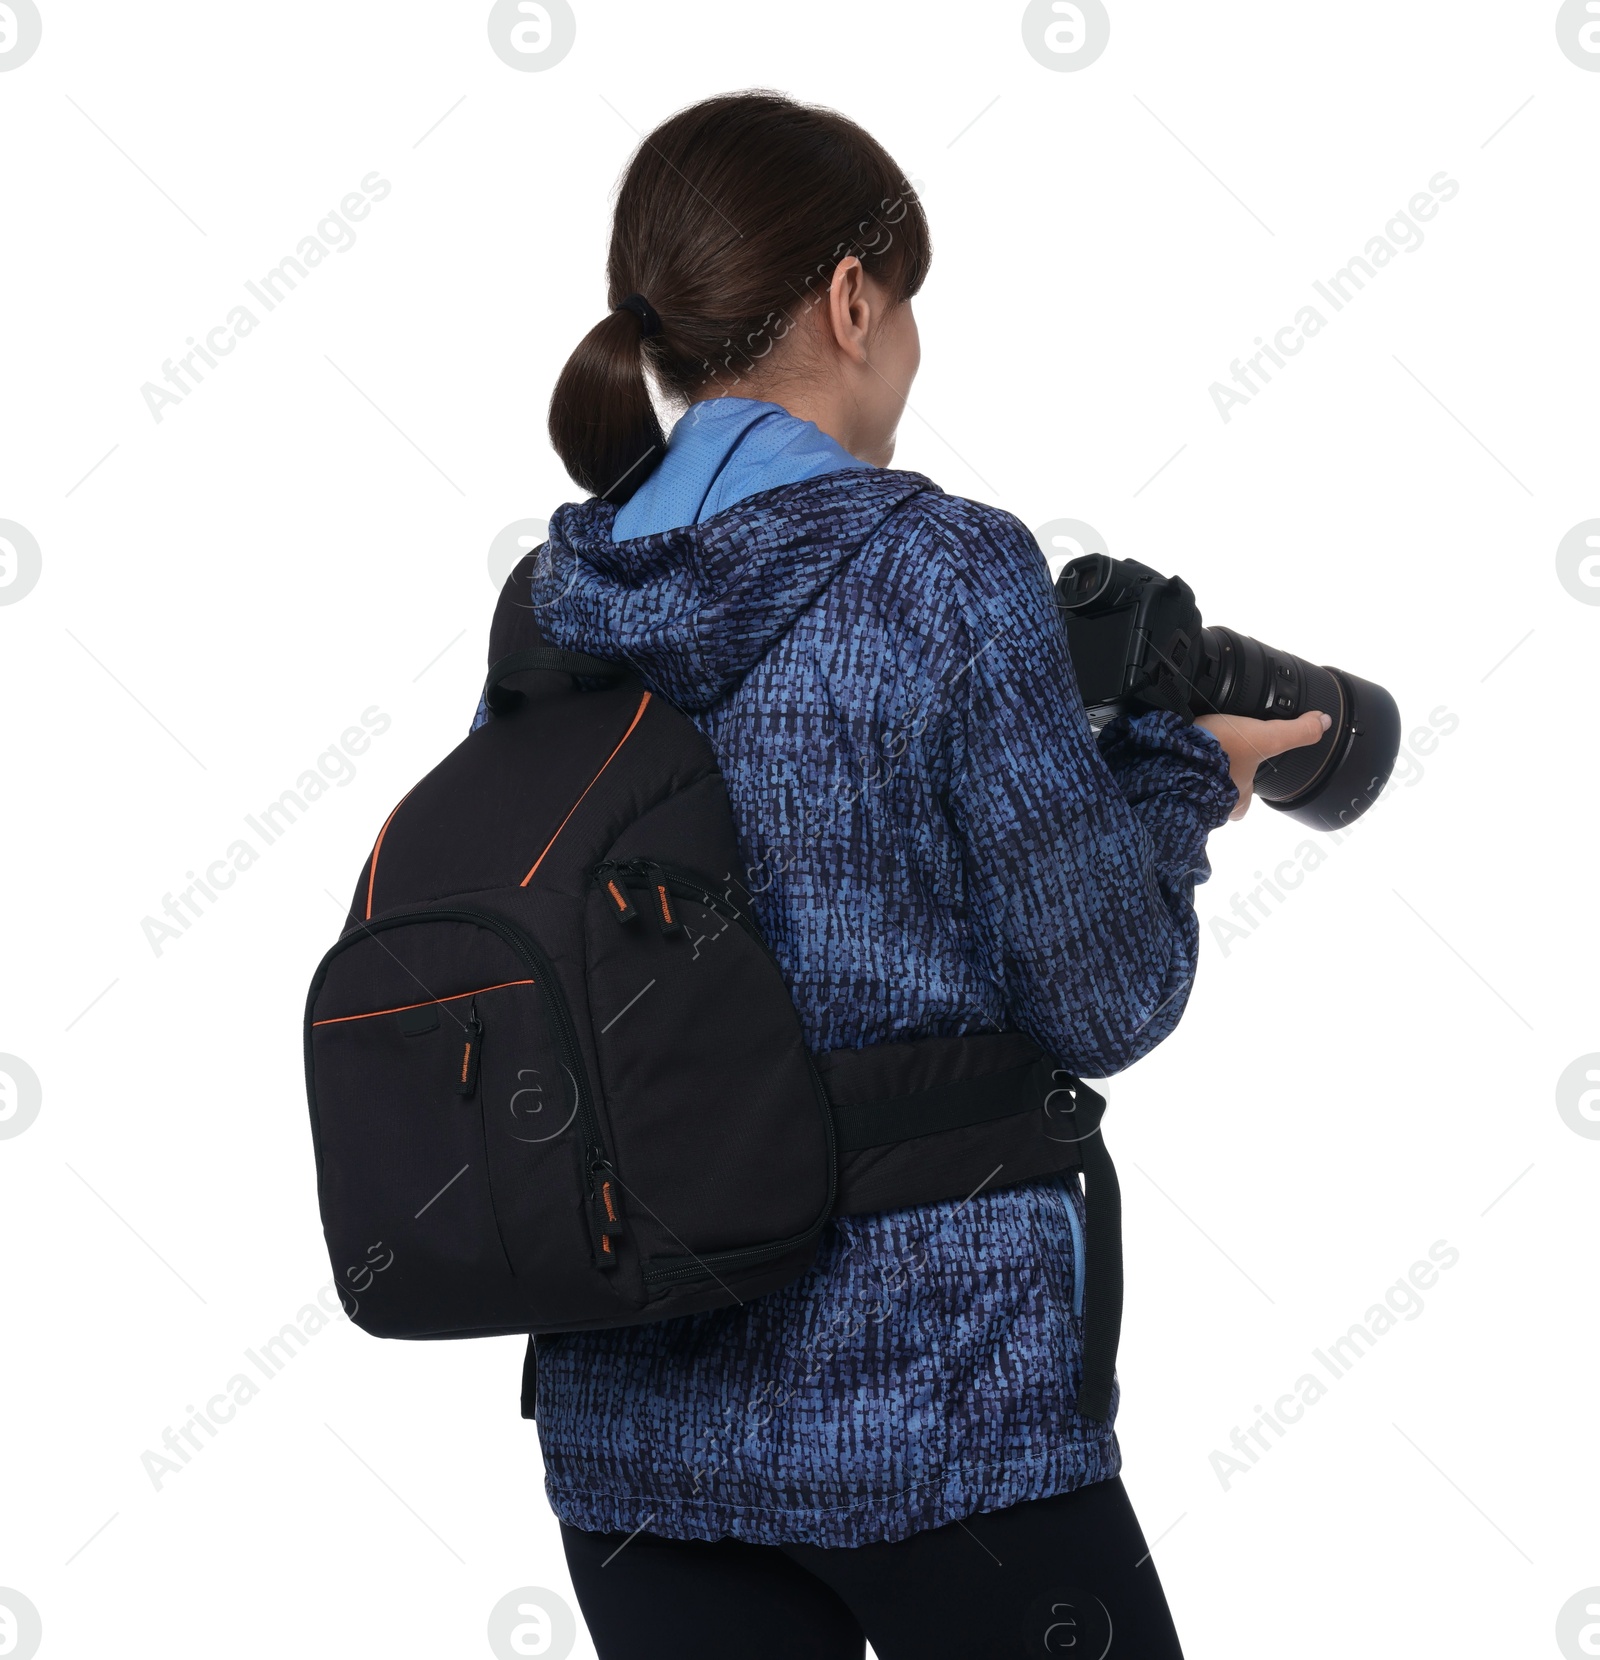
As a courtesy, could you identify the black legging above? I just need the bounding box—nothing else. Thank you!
[561,1475,1184,1659]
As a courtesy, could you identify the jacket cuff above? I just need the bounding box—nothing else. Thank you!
[1097,710,1239,878]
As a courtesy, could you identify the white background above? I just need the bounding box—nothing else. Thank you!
[2,3,1597,1656]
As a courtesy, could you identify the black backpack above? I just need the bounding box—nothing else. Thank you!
[302,557,1125,1419]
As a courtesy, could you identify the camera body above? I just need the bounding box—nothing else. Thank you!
[1054,553,1401,832]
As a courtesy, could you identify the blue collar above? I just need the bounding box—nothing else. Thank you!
[611,397,868,542]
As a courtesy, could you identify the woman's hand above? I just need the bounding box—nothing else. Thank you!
[1196,709,1332,820]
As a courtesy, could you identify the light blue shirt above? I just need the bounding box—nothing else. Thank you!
[611,397,868,541]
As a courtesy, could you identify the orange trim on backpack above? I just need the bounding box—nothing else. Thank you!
[364,790,414,921]
[311,979,534,1027]
[519,690,653,887]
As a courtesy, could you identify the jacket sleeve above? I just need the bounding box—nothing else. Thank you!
[933,503,1237,1077]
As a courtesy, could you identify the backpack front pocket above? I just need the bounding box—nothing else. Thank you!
[305,908,632,1337]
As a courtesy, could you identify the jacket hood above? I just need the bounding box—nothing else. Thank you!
[531,469,936,712]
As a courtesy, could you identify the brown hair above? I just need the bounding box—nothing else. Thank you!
[547,91,931,503]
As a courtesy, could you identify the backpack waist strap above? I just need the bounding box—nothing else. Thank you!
[814,1032,1122,1422]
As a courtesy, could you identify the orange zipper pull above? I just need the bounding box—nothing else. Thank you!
[650,864,684,937]
[589,1161,625,1268]
[603,874,638,925]
[455,1004,483,1096]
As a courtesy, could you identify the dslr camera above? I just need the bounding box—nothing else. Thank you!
[1055,553,1401,832]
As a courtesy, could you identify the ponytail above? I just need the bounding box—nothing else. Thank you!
[545,91,931,506]
[547,306,666,503]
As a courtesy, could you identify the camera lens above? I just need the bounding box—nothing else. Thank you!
[1266,667,1401,831]
[1193,628,1401,831]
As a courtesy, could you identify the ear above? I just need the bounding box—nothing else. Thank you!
[823,256,873,364]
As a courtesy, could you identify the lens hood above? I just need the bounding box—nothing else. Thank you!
[1261,669,1402,832]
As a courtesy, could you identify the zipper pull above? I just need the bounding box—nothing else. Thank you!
[589,1160,625,1269]
[648,863,685,937]
[600,867,639,926]
[455,1003,483,1096]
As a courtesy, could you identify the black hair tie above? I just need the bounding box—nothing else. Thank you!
[613,293,662,339]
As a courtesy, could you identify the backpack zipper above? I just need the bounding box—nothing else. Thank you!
[593,860,763,949]
[457,1001,484,1096]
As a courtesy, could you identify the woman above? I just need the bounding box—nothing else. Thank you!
[521,90,1326,1660]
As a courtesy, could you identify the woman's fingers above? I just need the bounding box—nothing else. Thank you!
[1197,710,1333,821]
[1251,709,1332,760]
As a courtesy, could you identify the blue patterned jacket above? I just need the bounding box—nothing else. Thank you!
[515,466,1236,1546]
